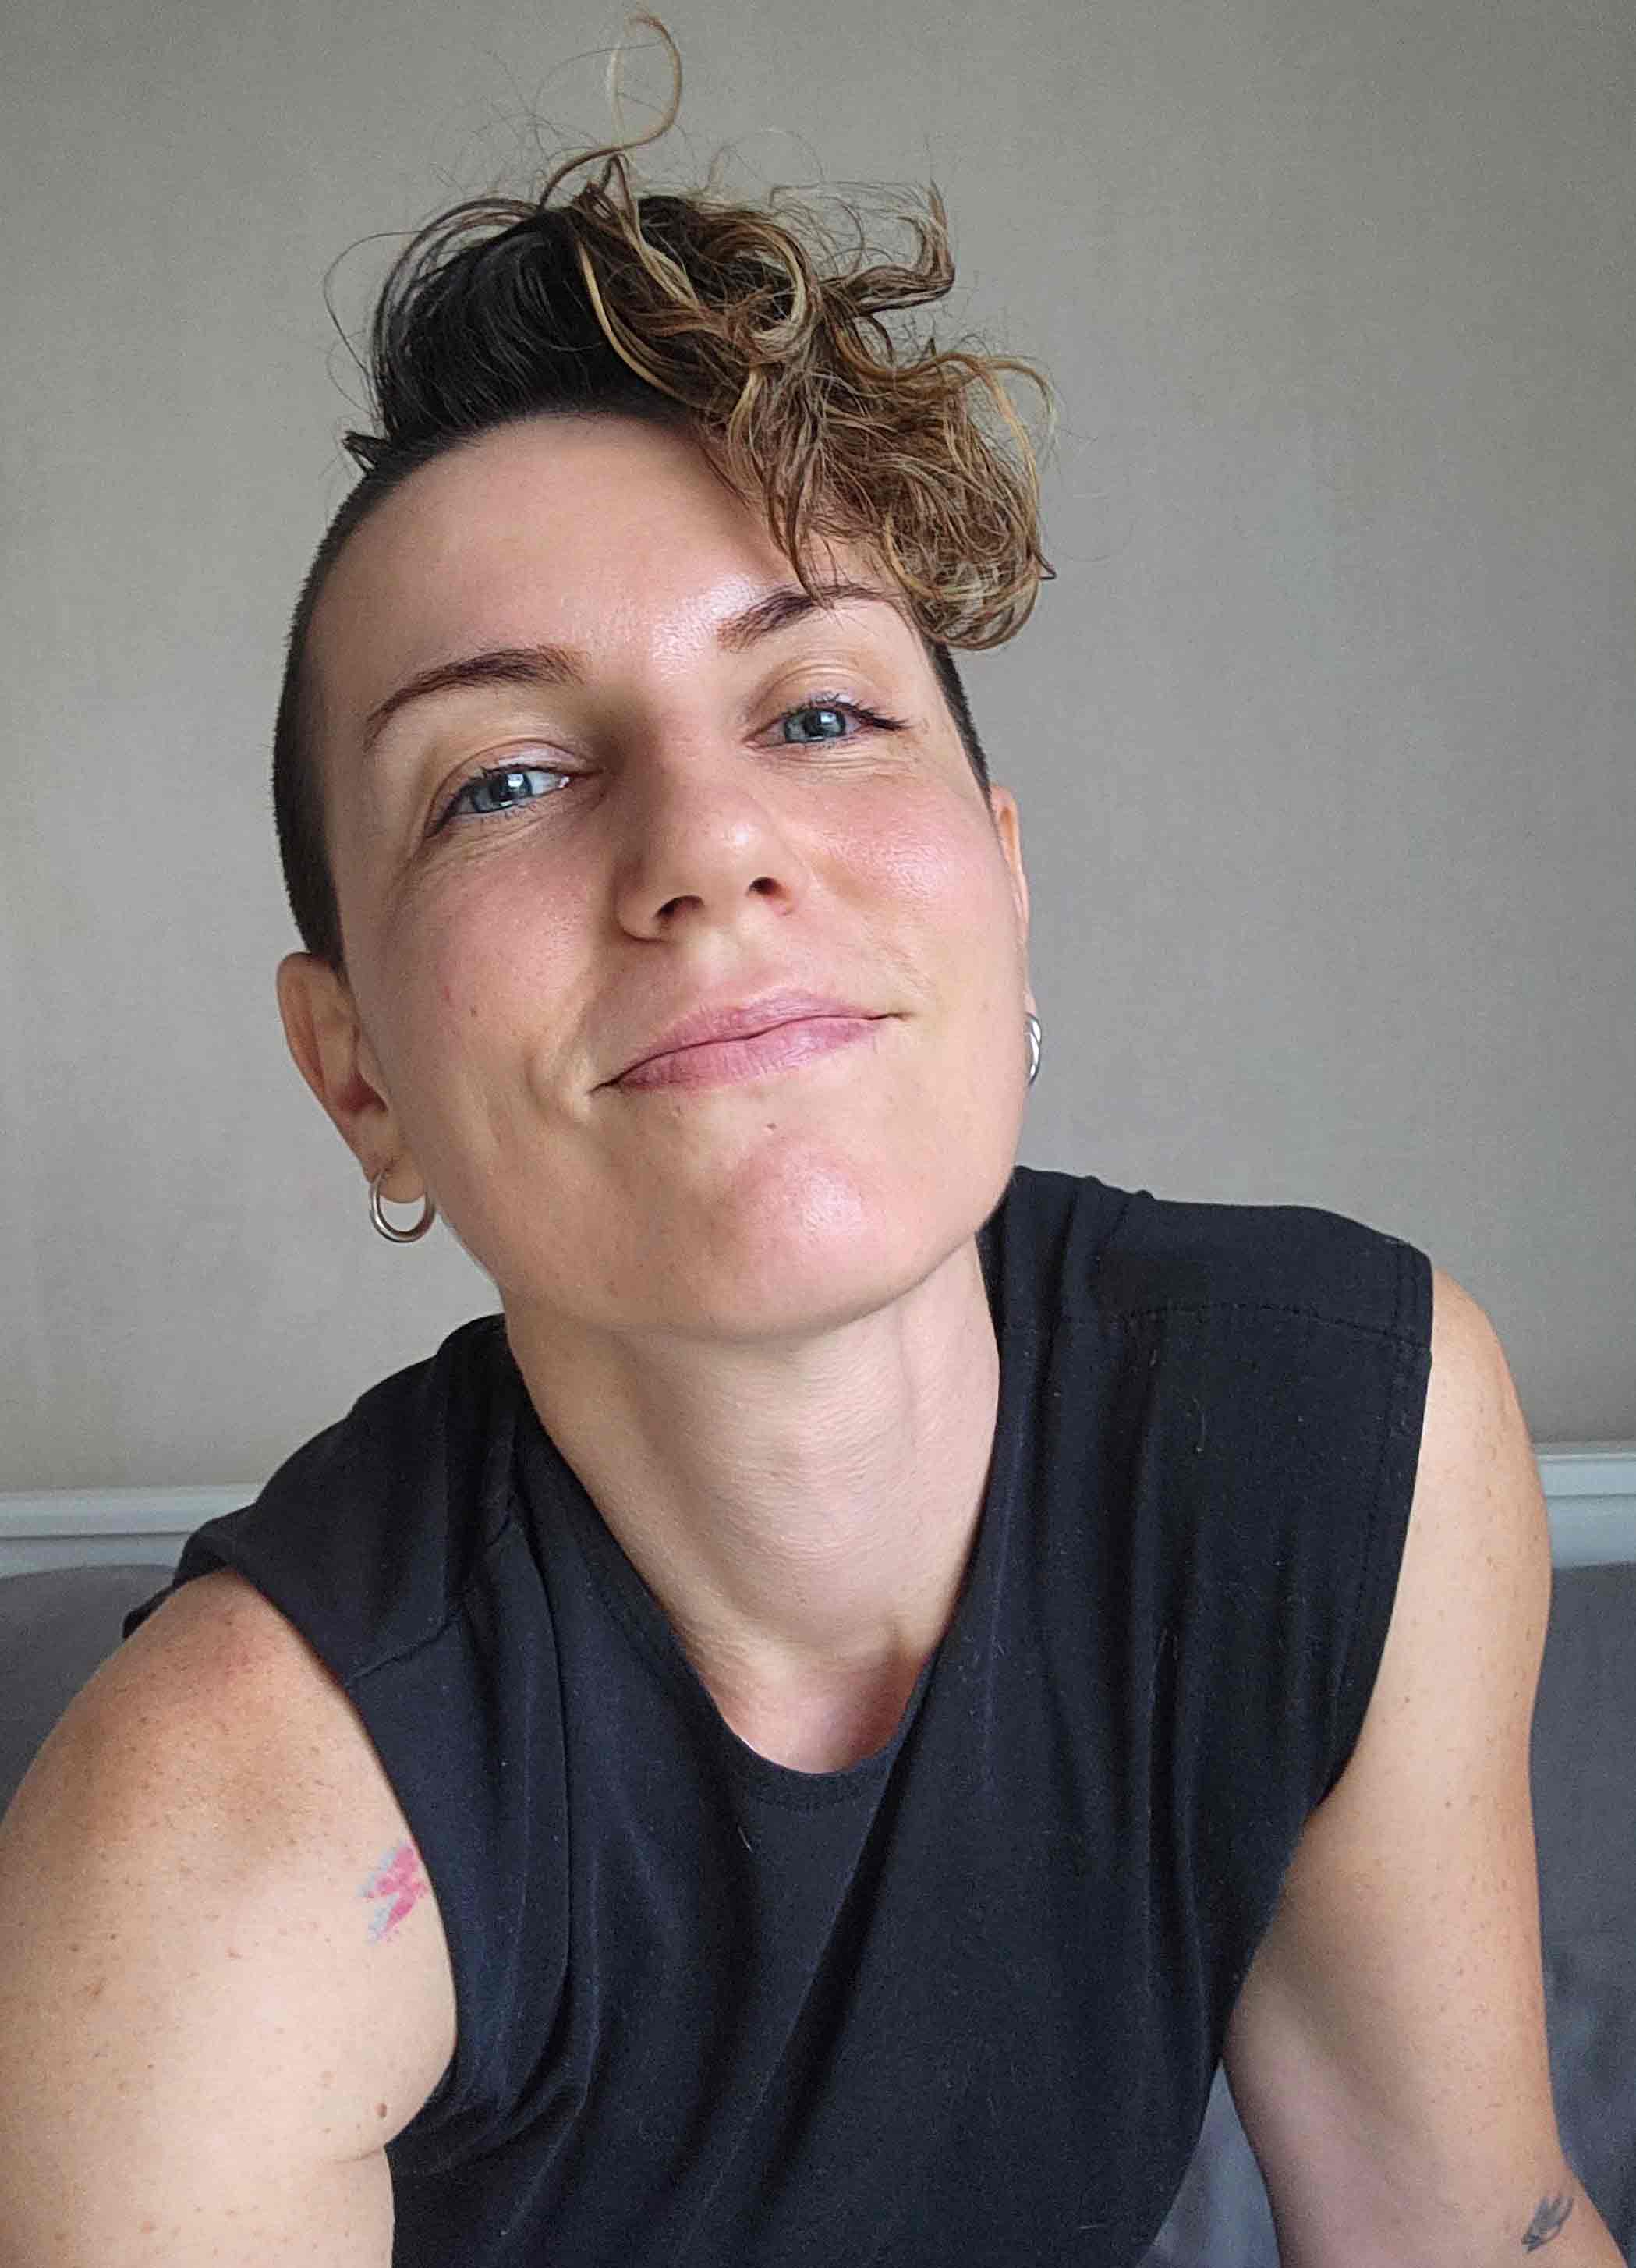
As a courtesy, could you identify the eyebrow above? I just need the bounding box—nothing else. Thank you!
[357,576,911,760]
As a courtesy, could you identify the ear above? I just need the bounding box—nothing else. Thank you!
[274,953,423,1203]
[984,784,1036,1015]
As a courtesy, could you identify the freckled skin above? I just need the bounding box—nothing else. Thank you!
[359,1840,430,1942]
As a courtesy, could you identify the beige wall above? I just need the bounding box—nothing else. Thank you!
[3,0,1631,1488]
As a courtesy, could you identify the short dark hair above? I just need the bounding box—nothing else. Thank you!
[272,17,1055,978]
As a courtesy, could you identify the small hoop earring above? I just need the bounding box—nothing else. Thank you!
[370,1165,437,1244]
[1025,1010,1043,1087]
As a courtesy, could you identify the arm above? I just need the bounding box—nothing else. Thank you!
[0,1572,450,2266]
[1220,1265,1624,2268]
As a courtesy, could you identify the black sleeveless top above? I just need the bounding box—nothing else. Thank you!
[122,1164,1434,2266]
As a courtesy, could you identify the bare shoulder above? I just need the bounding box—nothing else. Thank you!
[101,1565,459,2121]
[1220,1263,1575,2263]
[5,1564,457,2159]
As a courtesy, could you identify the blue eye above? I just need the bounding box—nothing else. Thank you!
[781,702,853,743]
[780,699,900,745]
[436,698,904,833]
[439,762,569,827]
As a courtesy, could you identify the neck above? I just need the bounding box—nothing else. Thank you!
[505,1233,1001,1749]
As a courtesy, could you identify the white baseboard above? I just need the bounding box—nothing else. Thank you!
[0,1488,257,1579]
[2,1448,1633,1580]
[1529,1444,1636,1568]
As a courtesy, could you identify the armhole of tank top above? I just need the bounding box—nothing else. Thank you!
[1321,1233,1435,1806]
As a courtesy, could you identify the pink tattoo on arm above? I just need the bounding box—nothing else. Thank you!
[359,1841,430,1943]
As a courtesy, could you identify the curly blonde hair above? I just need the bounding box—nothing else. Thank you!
[274,14,1057,973]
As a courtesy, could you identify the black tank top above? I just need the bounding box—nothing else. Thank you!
[122,1164,1433,2266]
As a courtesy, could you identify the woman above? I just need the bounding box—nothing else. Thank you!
[2,20,1606,2266]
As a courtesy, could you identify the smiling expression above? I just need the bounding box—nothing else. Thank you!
[285,411,1035,1342]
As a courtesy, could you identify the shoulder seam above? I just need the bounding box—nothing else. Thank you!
[342,1509,523,1697]
[1090,1294,1429,1347]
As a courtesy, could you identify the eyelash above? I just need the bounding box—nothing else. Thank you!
[431,696,907,833]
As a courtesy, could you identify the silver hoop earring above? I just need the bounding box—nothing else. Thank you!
[1025,1011,1043,1087]
[370,1165,437,1244]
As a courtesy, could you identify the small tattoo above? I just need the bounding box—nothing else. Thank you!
[359,1841,430,1944]
[1521,2191,1574,2250]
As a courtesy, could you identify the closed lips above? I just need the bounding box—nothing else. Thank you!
[614,993,881,1082]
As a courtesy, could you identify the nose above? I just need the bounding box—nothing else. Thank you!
[610,744,816,938]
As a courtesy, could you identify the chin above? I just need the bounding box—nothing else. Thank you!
[630,1137,1009,1343]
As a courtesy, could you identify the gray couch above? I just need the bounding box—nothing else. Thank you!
[3,1559,1632,2261]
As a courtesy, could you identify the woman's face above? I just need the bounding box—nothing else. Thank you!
[282,412,1035,1345]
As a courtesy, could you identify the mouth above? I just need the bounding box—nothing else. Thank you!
[607,989,884,1086]
[611,1013,886,1094]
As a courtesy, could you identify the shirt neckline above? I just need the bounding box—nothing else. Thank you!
[508,1184,1018,1808]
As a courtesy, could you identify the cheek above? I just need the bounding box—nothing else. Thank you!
[848,788,1002,915]
[375,866,586,1078]
[893,824,1022,993]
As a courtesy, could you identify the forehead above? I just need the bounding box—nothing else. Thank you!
[310,414,915,732]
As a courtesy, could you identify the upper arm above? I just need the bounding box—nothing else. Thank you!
[0,1572,448,2266]
[1221,1265,1585,2268]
